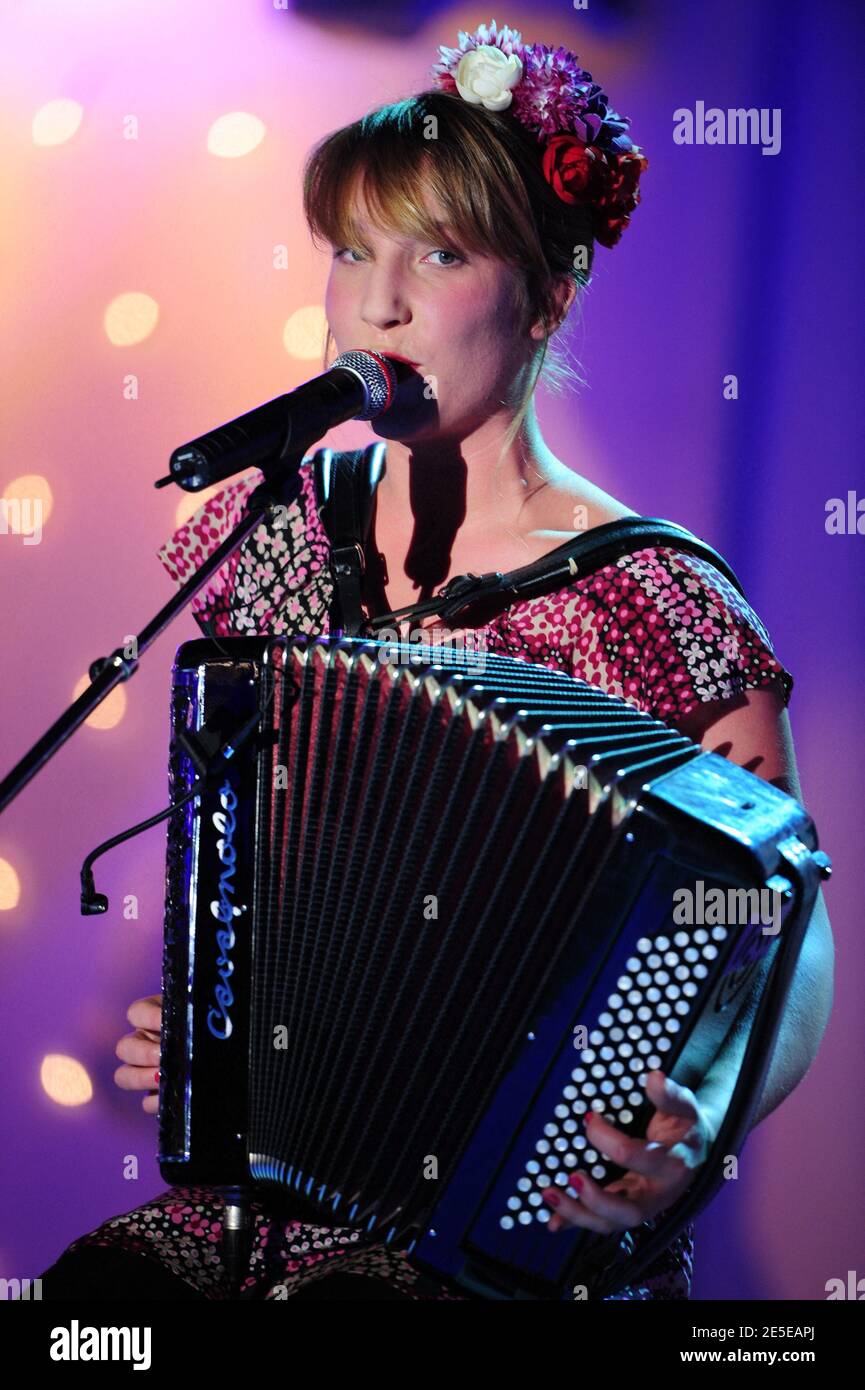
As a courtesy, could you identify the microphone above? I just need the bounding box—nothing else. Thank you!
[160,349,410,492]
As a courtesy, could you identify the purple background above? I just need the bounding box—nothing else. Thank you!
[0,0,861,1299]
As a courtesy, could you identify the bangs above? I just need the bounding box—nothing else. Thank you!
[303,94,534,264]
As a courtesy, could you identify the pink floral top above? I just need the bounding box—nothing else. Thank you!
[157,455,793,724]
[137,452,793,1302]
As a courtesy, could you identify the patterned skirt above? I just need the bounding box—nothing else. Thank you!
[39,1186,694,1301]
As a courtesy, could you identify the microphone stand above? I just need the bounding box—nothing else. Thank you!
[0,454,306,816]
[0,450,311,1296]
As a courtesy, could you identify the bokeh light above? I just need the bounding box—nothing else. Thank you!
[72,673,128,730]
[103,292,160,347]
[206,111,266,158]
[0,858,22,911]
[32,98,83,147]
[40,1055,93,1107]
[283,305,328,360]
[1,474,54,533]
[174,483,222,531]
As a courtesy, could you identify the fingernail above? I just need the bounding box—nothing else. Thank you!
[584,1110,594,1125]
[542,1188,561,1207]
[568,1175,584,1196]
[154,1070,160,1084]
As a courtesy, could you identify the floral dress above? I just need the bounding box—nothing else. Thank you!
[42,451,793,1301]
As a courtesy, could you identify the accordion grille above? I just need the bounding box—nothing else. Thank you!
[244,638,697,1240]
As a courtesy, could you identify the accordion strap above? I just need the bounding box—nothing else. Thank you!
[364,514,748,632]
[311,445,748,633]
[312,442,386,635]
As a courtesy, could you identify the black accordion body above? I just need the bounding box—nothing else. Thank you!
[158,635,826,1300]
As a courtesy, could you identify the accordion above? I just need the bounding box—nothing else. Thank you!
[157,634,827,1300]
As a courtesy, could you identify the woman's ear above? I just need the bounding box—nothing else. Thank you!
[529,275,579,340]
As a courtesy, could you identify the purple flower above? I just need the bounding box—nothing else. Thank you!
[430,24,635,153]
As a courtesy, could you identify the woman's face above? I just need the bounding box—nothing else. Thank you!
[324,189,536,443]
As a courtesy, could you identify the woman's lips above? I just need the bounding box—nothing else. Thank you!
[377,351,420,367]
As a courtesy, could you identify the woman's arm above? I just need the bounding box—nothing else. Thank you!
[677,686,835,1140]
[544,685,835,1237]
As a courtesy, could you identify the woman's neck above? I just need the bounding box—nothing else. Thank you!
[371,399,560,536]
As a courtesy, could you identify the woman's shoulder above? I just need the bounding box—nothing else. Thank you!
[156,454,322,584]
[497,524,794,723]
[155,454,331,637]
[524,467,637,536]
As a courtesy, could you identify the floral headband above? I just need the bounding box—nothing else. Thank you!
[430,19,648,249]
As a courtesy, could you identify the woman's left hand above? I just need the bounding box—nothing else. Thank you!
[543,1070,716,1235]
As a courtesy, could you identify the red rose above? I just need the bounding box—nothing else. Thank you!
[542,135,649,246]
[590,150,649,248]
[541,134,608,205]
[594,150,648,212]
[594,213,629,248]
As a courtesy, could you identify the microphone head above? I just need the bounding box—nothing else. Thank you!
[331,349,413,419]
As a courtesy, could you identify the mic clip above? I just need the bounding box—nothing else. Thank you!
[436,570,506,621]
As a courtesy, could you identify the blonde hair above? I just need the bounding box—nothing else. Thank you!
[303,90,594,470]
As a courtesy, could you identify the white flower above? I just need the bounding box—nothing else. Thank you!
[455,45,523,111]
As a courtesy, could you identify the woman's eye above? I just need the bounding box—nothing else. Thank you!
[332,246,463,268]
[426,249,463,268]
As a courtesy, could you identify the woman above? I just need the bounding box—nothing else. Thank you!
[39,20,833,1300]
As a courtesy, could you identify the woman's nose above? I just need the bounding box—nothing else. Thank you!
[360,267,412,333]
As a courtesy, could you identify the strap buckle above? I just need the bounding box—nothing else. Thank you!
[437,570,505,622]
[330,542,366,578]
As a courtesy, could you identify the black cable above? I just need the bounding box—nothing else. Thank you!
[79,706,268,915]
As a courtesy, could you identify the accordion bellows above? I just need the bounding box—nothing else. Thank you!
[159,636,824,1299]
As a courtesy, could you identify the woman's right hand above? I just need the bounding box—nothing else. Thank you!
[114,994,162,1115]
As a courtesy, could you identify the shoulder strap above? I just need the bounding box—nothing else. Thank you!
[312,442,386,635]
[365,515,747,632]
[503,516,746,599]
